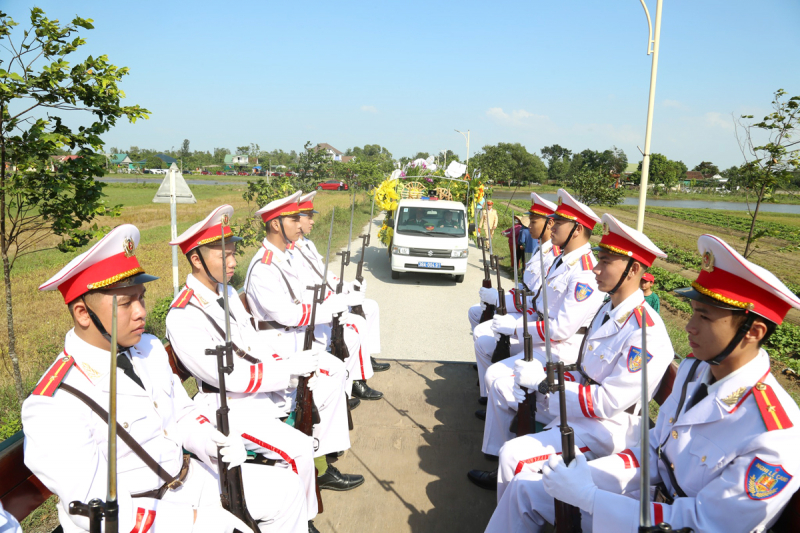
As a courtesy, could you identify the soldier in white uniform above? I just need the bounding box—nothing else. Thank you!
[469,189,605,490]
[487,234,800,533]
[292,191,387,401]
[468,194,559,333]
[240,195,367,490]
[165,206,367,532]
[472,194,561,404]
[22,224,307,533]
[494,214,674,501]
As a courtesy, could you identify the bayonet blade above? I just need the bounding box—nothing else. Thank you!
[108,296,118,504]
[321,207,335,284]
[347,191,355,253]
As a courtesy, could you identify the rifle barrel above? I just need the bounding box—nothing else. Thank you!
[639,311,651,528]
[108,296,117,504]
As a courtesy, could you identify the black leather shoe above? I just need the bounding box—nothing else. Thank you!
[467,468,497,491]
[348,396,361,410]
[473,363,478,371]
[327,450,345,462]
[308,520,320,533]
[352,380,383,400]
[484,453,499,462]
[318,465,365,491]
[475,409,486,421]
[371,356,390,372]
[478,396,488,405]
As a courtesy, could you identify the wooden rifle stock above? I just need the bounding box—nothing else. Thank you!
[490,254,512,364]
[478,235,496,323]
[552,361,582,533]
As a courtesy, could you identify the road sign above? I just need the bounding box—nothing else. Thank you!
[152,163,196,204]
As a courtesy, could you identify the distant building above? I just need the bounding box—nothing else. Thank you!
[232,155,249,165]
[156,153,178,166]
[109,153,132,167]
[314,143,343,161]
[685,171,704,182]
[340,155,355,164]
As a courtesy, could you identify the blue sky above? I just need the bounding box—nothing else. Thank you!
[7,1,800,169]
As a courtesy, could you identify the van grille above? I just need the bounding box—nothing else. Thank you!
[408,248,451,258]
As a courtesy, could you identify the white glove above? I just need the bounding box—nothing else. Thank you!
[514,359,546,390]
[347,289,365,307]
[208,430,248,469]
[542,451,597,515]
[491,314,517,336]
[286,347,320,377]
[511,383,527,404]
[326,292,348,315]
[193,506,254,533]
[352,278,367,294]
[306,371,319,392]
[479,287,499,306]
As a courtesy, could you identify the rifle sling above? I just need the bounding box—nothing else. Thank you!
[246,248,300,304]
[59,383,183,495]
[656,358,703,500]
[294,245,335,292]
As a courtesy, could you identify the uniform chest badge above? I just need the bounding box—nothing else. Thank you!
[574,283,593,302]
[746,457,792,500]
[627,346,653,373]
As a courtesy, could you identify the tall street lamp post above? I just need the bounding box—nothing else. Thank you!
[455,129,470,174]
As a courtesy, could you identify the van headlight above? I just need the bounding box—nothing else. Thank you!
[392,245,410,255]
[451,249,468,258]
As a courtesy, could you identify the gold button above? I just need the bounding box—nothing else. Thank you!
[671,463,674,469]
[669,417,674,424]
[123,422,129,429]
[671,430,678,439]
[599,355,604,360]
[588,345,593,351]
[154,402,158,408]
[701,456,706,462]
[163,430,168,436]
[755,383,767,391]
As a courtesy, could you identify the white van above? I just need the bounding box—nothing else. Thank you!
[390,199,469,282]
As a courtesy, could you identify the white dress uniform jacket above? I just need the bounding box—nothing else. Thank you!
[22,331,307,533]
[487,349,800,533]
[480,242,605,456]
[496,290,674,500]
[166,274,334,519]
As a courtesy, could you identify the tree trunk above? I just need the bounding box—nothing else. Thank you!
[0,105,25,406]
[1,252,24,405]
[744,181,766,258]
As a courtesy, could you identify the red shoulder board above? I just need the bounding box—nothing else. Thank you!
[286,242,295,251]
[32,355,74,397]
[753,382,793,431]
[580,253,593,271]
[171,288,194,309]
[633,306,655,328]
[552,245,562,256]
[686,353,695,358]
[261,249,273,265]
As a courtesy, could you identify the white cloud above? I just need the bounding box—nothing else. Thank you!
[662,99,688,110]
[360,105,377,114]
[485,107,552,128]
[704,111,734,130]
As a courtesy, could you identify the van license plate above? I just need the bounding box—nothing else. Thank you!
[417,261,441,269]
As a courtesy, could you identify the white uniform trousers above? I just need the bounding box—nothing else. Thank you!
[234,418,318,520]
[312,351,351,457]
[315,314,372,394]
[482,355,558,457]
[355,298,381,356]
[496,429,597,502]
[161,457,307,533]
[474,320,522,399]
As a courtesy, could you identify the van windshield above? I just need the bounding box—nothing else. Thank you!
[396,206,466,237]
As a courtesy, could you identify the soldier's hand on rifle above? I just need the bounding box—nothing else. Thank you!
[479,287,499,306]
[347,288,365,307]
[193,506,255,533]
[542,449,597,515]
[286,346,321,378]
[514,360,546,391]
[209,430,248,469]
[326,292,349,315]
[351,278,367,293]
[491,314,517,336]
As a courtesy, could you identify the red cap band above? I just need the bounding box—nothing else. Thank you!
[693,268,790,324]
[178,224,233,254]
[58,252,143,304]
[260,203,300,223]
[598,232,657,266]
[555,204,596,230]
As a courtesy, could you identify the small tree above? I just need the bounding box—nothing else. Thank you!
[0,9,148,403]
[735,89,800,257]
[566,169,624,207]
[179,139,190,159]
[297,141,331,189]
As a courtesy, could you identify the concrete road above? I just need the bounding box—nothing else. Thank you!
[329,214,512,363]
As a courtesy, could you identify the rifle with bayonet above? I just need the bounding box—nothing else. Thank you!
[295,210,336,514]
[351,193,373,319]
[478,208,495,323]
[330,193,354,362]
[490,187,520,364]
[534,234,581,533]
[514,288,537,437]
[69,296,120,533]
[636,310,692,533]
[205,226,260,533]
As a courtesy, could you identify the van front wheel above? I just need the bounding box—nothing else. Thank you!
[454,274,464,283]
[391,270,400,280]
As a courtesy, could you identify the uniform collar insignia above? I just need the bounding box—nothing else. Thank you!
[721,387,748,406]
